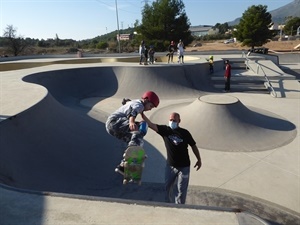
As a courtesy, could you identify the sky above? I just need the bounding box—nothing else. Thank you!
[0,0,293,41]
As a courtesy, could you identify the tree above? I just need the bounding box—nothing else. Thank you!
[234,5,275,49]
[214,23,230,34]
[3,25,28,56]
[283,17,300,36]
[136,0,191,49]
[96,41,108,49]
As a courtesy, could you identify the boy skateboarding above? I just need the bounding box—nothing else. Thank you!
[106,91,160,174]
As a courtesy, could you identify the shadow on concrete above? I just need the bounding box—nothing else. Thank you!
[1,66,171,202]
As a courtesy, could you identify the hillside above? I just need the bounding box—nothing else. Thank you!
[228,0,300,26]
[270,0,300,23]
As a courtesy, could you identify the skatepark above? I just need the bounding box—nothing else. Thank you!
[0,51,299,224]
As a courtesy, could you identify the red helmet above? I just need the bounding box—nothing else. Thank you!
[142,91,159,107]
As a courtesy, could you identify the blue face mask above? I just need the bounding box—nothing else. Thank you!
[169,121,178,130]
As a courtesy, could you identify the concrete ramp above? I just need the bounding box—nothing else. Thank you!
[23,65,211,104]
[0,93,123,194]
[108,66,203,99]
[1,58,299,225]
[0,64,213,197]
[151,95,297,152]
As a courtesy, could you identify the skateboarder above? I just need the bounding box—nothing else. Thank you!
[106,91,160,173]
[142,112,202,204]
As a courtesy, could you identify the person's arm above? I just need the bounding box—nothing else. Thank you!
[141,113,158,132]
[191,144,202,171]
[129,116,137,131]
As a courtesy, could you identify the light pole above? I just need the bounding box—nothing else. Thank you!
[115,0,121,53]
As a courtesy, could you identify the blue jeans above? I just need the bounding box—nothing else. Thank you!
[165,164,190,204]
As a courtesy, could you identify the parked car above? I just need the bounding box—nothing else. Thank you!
[193,43,202,47]
[224,39,234,44]
[248,47,269,54]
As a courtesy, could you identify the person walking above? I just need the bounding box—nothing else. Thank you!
[224,60,231,92]
[142,112,202,204]
[106,91,160,173]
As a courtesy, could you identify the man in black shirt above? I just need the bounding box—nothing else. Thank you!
[142,112,202,204]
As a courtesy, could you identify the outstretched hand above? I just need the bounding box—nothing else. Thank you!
[194,160,202,171]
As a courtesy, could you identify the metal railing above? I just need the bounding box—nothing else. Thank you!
[242,52,277,98]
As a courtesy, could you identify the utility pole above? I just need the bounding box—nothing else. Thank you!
[115,0,121,53]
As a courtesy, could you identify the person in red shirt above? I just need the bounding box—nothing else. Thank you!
[224,60,231,92]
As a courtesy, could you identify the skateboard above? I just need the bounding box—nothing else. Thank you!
[122,145,146,185]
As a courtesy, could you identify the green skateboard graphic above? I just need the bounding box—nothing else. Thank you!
[123,146,146,185]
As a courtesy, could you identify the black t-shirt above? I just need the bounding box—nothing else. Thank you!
[157,125,196,167]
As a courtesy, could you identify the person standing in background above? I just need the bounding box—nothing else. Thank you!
[177,40,184,64]
[139,40,145,65]
[208,55,214,74]
[167,41,175,63]
[224,60,231,92]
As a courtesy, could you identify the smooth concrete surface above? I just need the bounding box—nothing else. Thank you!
[1,185,243,225]
[0,53,299,225]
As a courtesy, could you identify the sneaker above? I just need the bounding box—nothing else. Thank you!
[138,139,144,147]
[128,139,144,147]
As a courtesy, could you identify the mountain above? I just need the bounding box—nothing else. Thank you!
[228,0,300,26]
[270,0,300,23]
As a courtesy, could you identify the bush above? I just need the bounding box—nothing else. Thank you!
[96,41,108,49]
[67,48,79,53]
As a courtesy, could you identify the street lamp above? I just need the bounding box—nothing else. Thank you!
[115,0,121,53]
